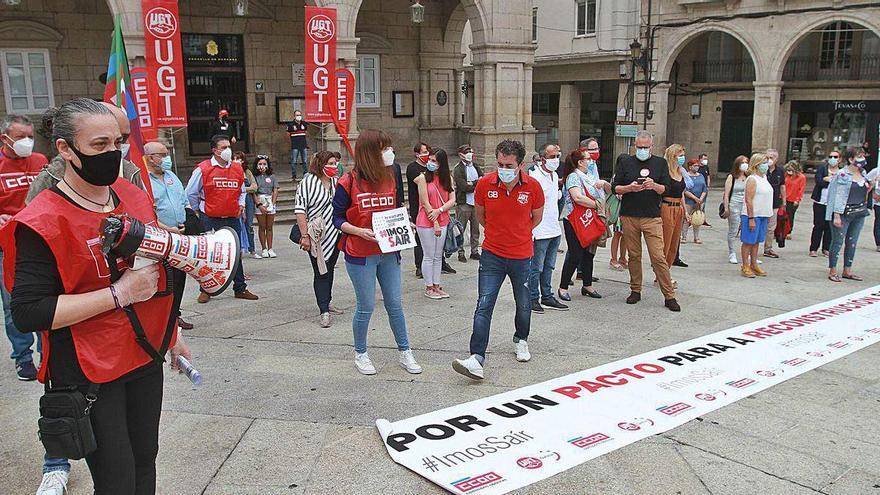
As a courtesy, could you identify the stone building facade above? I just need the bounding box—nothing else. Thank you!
[0,0,536,173]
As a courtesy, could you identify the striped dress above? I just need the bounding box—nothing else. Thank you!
[294,173,341,261]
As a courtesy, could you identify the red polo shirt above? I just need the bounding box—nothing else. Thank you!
[475,170,544,259]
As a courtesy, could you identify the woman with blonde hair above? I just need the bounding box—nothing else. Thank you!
[741,153,774,278]
[660,144,687,268]
[722,155,749,264]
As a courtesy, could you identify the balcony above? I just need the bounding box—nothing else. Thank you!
[783,55,880,81]
[691,59,756,84]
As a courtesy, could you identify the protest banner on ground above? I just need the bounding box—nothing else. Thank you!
[377,286,880,495]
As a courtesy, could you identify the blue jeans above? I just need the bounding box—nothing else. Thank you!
[291,148,308,179]
[470,249,531,359]
[244,194,256,253]
[345,254,410,354]
[829,212,866,270]
[528,236,560,302]
[43,454,69,474]
[202,216,247,293]
[1,249,40,364]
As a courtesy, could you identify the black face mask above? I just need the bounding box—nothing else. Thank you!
[67,141,121,186]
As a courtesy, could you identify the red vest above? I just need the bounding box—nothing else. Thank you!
[1,180,175,384]
[198,159,244,218]
[338,171,397,258]
[0,151,47,215]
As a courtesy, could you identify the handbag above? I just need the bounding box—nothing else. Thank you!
[843,203,869,219]
[605,193,621,226]
[567,179,606,248]
[38,383,99,460]
[289,224,302,244]
[719,177,735,219]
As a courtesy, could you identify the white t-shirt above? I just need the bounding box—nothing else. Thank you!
[529,166,562,240]
[465,163,479,206]
[748,174,774,218]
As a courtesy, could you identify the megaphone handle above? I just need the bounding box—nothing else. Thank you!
[154,261,174,297]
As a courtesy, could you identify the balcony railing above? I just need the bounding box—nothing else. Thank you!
[783,55,880,81]
[691,60,756,84]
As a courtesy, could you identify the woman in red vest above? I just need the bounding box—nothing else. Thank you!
[332,129,421,376]
[1,98,191,493]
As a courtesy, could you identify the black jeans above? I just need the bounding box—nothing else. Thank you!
[785,201,800,235]
[84,364,163,494]
[810,202,832,253]
[171,267,186,319]
[560,219,595,289]
[874,205,880,247]
[309,248,340,313]
[202,215,247,293]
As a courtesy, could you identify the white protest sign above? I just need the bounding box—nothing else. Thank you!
[377,286,880,495]
[372,206,417,253]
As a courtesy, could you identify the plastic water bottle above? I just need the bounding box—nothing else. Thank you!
[176,356,203,386]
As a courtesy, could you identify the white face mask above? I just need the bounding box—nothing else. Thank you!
[382,148,395,166]
[700,159,708,166]
[544,157,560,172]
[219,147,233,162]
[295,115,303,122]
[8,136,34,158]
[120,143,130,159]
[739,162,749,172]
[463,152,474,162]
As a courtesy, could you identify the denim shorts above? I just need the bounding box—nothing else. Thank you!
[740,215,768,245]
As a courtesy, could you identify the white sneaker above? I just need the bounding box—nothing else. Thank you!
[355,352,376,375]
[252,252,262,259]
[452,354,484,380]
[515,340,531,362]
[399,350,422,374]
[319,312,331,328]
[268,249,277,258]
[261,249,270,258]
[36,470,69,495]
[728,253,738,264]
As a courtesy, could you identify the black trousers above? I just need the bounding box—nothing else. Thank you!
[309,247,340,314]
[171,267,186,319]
[560,219,595,289]
[810,202,832,252]
[84,364,163,494]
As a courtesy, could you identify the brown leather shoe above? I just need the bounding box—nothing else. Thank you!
[235,290,259,300]
[177,318,194,330]
[197,292,210,304]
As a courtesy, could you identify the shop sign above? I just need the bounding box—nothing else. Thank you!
[833,101,867,112]
[141,0,188,127]
[615,121,639,138]
[305,6,337,122]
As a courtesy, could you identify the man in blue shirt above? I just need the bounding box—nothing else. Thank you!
[144,141,194,330]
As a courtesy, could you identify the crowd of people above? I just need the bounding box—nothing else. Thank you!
[0,97,877,495]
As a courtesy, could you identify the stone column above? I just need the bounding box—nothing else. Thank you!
[651,83,671,148]
[522,64,534,132]
[558,84,580,153]
[752,81,784,152]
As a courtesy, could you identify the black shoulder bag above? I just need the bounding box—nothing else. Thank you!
[38,378,99,459]
[718,177,735,219]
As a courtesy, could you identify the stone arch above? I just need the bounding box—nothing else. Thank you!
[0,20,63,48]
[444,3,469,50]
[655,22,763,82]
[769,14,880,81]
[347,0,488,46]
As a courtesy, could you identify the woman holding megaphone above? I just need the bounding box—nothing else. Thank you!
[1,98,190,493]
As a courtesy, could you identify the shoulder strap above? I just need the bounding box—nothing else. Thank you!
[106,255,168,363]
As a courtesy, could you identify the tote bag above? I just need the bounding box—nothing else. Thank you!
[566,179,606,248]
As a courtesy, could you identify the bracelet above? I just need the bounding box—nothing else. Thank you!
[109,284,121,309]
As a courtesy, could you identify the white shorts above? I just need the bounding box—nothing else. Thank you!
[258,194,276,215]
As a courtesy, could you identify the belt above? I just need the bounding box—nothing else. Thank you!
[662,200,681,207]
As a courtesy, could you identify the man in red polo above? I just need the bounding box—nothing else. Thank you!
[0,114,46,381]
[453,140,544,380]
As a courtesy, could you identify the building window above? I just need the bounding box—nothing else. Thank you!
[0,49,54,114]
[575,0,597,37]
[181,34,249,155]
[819,22,853,70]
[532,93,559,115]
[532,8,538,43]
[355,55,380,108]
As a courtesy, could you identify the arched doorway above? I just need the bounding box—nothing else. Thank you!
[664,31,758,175]
[779,21,880,169]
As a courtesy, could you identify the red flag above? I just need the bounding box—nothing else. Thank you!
[330,68,355,158]
[130,67,159,142]
[305,7,336,122]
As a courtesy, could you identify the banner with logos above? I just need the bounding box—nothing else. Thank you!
[130,67,158,142]
[142,0,188,127]
[372,207,417,253]
[377,286,880,495]
[330,67,355,156]
[304,6,336,122]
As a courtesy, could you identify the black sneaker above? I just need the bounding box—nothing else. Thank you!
[458,252,467,263]
[541,297,569,311]
[591,276,599,282]
[441,262,457,274]
[416,267,423,279]
[16,361,37,381]
[531,300,545,314]
[470,253,481,261]
[665,298,681,312]
[626,291,641,304]
[673,259,689,268]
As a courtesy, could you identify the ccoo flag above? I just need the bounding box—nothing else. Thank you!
[103,16,153,197]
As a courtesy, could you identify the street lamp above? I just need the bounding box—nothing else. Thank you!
[411,1,425,24]
[629,40,642,63]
